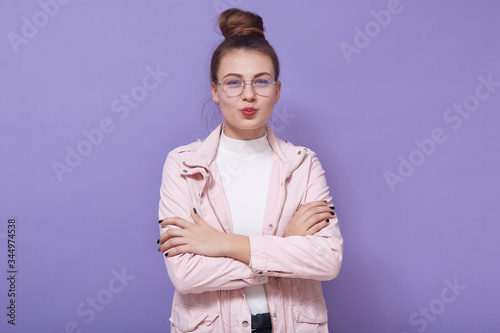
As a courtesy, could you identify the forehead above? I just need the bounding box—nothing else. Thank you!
[218,49,274,78]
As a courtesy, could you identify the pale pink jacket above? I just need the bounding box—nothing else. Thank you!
[159,122,343,332]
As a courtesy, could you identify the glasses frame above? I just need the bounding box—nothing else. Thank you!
[215,78,278,98]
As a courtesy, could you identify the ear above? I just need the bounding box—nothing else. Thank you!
[274,80,282,103]
[211,82,219,104]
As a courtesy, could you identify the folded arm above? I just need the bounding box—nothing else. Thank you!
[158,151,343,293]
[248,154,343,281]
[159,152,264,294]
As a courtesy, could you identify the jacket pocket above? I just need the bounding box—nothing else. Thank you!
[170,304,220,332]
[292,296,329,332]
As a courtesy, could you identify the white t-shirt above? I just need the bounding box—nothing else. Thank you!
[215,127,272,315]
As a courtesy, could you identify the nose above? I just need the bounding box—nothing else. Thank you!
[241,81,256,101]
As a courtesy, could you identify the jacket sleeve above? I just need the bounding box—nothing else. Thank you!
[248,152,343,281]
[159,151,268,294]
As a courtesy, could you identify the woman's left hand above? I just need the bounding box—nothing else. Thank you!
[159,209,228,257]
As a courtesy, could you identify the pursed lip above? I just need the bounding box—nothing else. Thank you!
[241,107,256,112]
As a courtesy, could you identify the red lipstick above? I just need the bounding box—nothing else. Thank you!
[241,107,256,117]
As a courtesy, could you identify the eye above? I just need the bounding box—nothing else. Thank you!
[226,80,242,86]
[255,79,272,86]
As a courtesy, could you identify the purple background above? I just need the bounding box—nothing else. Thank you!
[1,0,499,332]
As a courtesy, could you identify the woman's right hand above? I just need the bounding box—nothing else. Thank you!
[284,201,335,237]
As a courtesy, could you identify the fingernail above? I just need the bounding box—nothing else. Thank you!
[157,247,161,252]
[193,208,197,214]
[164,252,169,257]
[330,212,335,216]
[330,206,335,210]
[326,219,330,222]
[159,220,163,224]
[156,239,160,244]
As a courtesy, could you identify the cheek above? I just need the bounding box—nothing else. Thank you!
[264,100,276,111]
[220,95,238,108]
[261,105,274,120]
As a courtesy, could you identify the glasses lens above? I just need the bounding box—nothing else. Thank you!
[254,78,274,96]
[223,79,244,97]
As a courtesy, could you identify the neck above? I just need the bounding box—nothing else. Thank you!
[223,122,266,140]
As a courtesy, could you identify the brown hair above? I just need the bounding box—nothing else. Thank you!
[210,8,280,82]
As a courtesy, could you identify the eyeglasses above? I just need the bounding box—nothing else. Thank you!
[215,77,278,98]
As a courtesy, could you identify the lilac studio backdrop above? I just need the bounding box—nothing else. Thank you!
[1,0,499,332]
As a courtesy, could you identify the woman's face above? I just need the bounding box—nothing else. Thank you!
[211,49,281,140]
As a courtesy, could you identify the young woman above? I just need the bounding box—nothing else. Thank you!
[158,8,343,332]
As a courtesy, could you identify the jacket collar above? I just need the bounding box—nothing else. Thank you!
[183,122,303,173]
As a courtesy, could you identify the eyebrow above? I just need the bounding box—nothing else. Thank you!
[222,72,273,79]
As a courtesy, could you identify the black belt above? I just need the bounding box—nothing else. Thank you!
[251,312,272,332]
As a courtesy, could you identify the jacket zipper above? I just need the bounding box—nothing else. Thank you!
[227,290,231,333]
[278,278,286,332]
[275,148,307,227]
[182,162,226,232]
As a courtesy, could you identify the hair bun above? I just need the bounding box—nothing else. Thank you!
[218,8,265,39]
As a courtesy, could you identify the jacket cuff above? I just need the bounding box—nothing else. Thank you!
[249,235,269,277]
[241,239,267,284]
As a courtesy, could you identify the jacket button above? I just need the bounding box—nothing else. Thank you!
[242,321,249,327]
[256,270,263,275]
[182,169,187,173]
[297,150,301,155]
[268,224,273,228]
[273,313,277,318]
